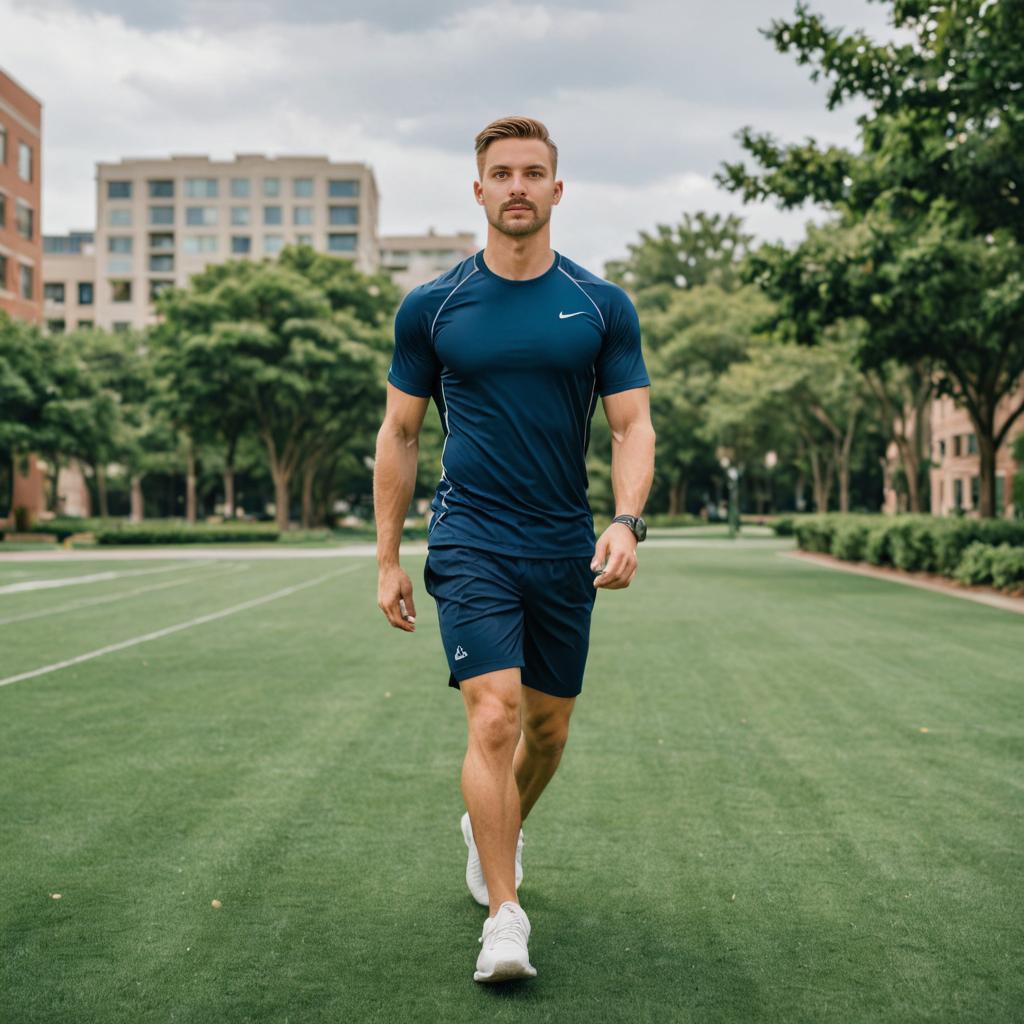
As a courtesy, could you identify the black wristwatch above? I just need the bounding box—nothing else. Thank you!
[611,514,647,543]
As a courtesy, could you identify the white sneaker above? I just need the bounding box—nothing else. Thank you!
[474,901,537,982]
[461,812,524,907]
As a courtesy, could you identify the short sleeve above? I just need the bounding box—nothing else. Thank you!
[387,290,439,398]
[595,289,650,396]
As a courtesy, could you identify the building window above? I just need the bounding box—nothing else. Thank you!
[293,206,313,226]
[107,179,132,199]
[0,254,7,291]
[150,206,175,225]
[20,263,34,299]
[231,178,250,198]
[185,206,218,226]
[953,435,962,457]
[112,322,131,333]
[0,125,6,164]
[77,319,94,329]
[149,232,174,249]
[15,199,33,240]
[149,280,174,301]
[264,234,284,255]
[185,178,218,198]
[263,177,281,197]
[937,439,946,460]
[230,206,250,226]
[967,433,978,455]
[329,205,359,225]
[183,235,217,254]
[328,179,359,198]
[107,258,133,275]
[149,254,174,272]
[970,475,980,508]
[293,177,314,198]
[44,282,66,303]
[78,281,94,305]
[0,193,5,229]
[263,205,282,226]
[46,319,66,333]
[953,478,963,508]
[111,280,132,302]
[109,208,133,227]
[17,143,33,182]
[148,179,175,198]
[327,232,357,252]
[296,234,312,246]
[108,236,133,254]
[231,235,251,254]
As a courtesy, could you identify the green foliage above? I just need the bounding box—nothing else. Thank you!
[95,523,280,544]
[954,542,1024,591]
[864,522,892,566]
[953,542,997,586]
[772,515,796,537]
[831,520,870,561]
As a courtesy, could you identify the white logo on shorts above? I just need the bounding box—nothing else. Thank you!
[454,645,469,661]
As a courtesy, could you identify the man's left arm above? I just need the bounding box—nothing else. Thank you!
[591,386,656,589]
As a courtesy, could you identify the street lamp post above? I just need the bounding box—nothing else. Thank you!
[716,446,741,539]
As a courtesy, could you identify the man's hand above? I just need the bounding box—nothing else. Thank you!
[378,564,417,631]
[591,523,638,589]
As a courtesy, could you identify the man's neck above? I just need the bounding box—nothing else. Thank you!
[483,229,555,281]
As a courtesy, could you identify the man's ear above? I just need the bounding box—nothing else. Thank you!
[472,179,485,206]
[552,179,564,206]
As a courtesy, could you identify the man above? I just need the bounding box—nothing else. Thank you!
[373,115,655,982]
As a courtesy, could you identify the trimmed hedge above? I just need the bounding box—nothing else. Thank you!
[792,513,1024,594]
[95,525,280,545]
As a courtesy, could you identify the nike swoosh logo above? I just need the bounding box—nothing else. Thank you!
[559,311,586,319]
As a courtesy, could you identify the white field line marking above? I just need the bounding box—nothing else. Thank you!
[0,564,247,628]
[0,562,200,596]
[0,563,364,689]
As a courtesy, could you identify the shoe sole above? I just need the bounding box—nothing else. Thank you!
[474,960,538,983]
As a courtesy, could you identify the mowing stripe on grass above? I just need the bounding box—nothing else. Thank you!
[0,562,201,596]
[0,563,365,689]
[0,563,247,628]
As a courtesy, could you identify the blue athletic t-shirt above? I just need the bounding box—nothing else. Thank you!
[387,249,650,558]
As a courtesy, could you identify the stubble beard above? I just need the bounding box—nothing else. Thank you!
[487,204,551,238]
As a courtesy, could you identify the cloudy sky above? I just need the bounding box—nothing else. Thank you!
[3,0,899,271]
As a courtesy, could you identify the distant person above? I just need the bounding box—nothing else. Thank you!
[373,116,655,982]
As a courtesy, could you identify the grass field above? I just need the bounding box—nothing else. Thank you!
[1,540,1021,1023]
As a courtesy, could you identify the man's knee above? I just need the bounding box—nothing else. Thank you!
[523,713,570,758]
[466,690,520,753]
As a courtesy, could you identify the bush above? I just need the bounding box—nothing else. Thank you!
[27,517,114,541]
[772,515,796,537]
[864,522,894,566]
[794,516,837,553]
[831,521,870,561]
[990,545,1024,590]
[888,519,939,573]
[644,513,705,528]
[953,542,996,585]
[96,524,280,545]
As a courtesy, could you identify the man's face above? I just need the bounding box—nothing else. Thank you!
[473,138,563,238]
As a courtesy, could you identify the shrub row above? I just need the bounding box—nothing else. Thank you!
[787,513,1024,592]
[96,525,280,545]
[953,542,1024,590]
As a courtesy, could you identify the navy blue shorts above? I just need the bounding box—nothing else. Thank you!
[423,545,599,699]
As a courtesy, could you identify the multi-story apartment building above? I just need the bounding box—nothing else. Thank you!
[0,69,42,322]
[76,154,379,329]
[379,229,476,292]
[42,230,95,332]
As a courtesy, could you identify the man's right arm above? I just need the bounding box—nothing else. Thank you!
[374,382,430,632]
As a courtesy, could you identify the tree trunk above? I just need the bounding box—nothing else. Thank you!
[837,405,859,513]
[808,446,827,512]
[185,441,197,524]
[130,475,144,522]
[668,475,686,516]
[95,463,109,519]
[301,462,315,529]
[273,470,291,532]
[976,428,998,518]
[223,469,236,520]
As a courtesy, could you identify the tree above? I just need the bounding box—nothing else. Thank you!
[155,248,392,530]
[718,0,1024,516]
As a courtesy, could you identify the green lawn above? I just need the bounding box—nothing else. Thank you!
[1,542,1021,1023]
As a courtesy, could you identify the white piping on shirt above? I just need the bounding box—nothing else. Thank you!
[430,254,479,342]
[556,257,606,331]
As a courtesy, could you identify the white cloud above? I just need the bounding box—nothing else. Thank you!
[2,0,897,271]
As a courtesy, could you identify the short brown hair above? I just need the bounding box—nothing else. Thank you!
[475,116,558,176]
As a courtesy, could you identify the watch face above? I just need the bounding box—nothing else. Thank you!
[635,517,647,542]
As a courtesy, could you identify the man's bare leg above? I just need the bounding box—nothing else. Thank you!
[460,668,522,916]
[513,685,576,823]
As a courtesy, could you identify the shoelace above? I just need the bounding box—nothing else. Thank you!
[482,910,529,948]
